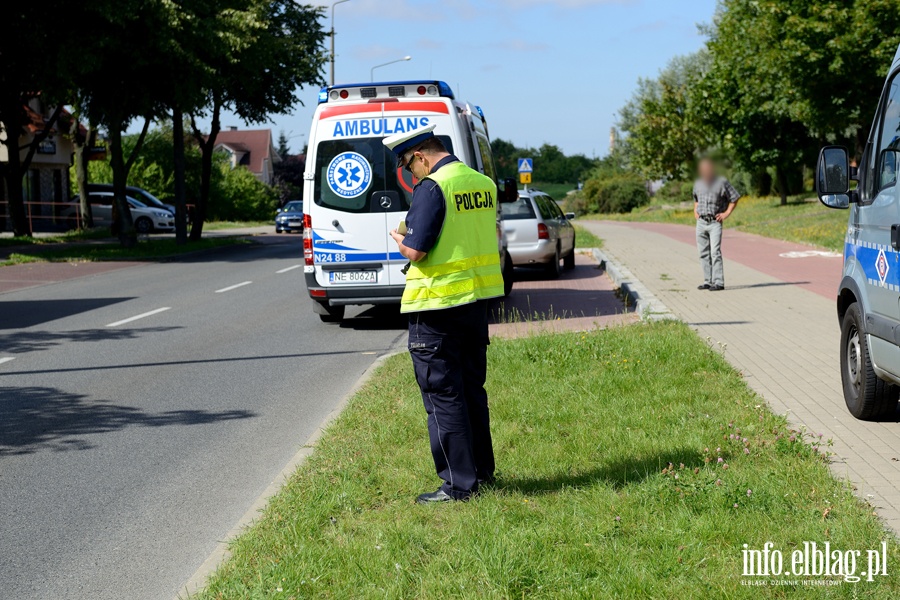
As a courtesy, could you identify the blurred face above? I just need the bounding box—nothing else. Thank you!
[699,160,716,182]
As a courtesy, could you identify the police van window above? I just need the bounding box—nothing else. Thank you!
[475,135,497,182]
[314,136,453,213]
[876,74,900,193]
[500,195,536,220]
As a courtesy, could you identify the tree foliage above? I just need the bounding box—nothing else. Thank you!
[490,139,595,184]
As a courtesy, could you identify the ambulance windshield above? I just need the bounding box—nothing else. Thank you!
[314,136,453,214]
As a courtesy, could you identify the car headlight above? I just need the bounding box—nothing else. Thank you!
[154,211,171,218]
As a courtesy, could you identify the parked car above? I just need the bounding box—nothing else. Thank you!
[88,183,176,215]
[275,200,304,233]
[500,189,576,277]
[70,192,175,233]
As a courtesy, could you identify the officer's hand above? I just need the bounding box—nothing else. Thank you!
[389,229,403,245]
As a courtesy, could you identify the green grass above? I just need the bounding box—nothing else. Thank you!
[531,181,577,200]
[203,220,272,231]
[573,224,603,249]
[593,195,847,251]
[3,237,249,266]
[0,228,113,247]
[197,322,898,599]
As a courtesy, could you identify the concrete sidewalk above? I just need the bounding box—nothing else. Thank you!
[581,220,900,532]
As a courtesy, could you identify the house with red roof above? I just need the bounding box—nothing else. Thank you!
[213,128,280,186]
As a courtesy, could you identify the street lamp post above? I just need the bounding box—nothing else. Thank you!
[371,56,412,82]
[330,0,353,86]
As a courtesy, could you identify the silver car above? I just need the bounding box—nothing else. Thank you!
[500,189,576,277]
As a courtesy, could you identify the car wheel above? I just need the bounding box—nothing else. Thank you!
[545,244,561,279]
[502,250,514,297]
[134,217,153,234]
[314,301,345,323]
[563,237,576,270]
[841,303,899,420]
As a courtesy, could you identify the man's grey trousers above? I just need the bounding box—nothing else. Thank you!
[696,218,724,286]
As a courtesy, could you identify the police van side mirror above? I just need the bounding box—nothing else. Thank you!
[499,177,518,203]
[816,146,852,209]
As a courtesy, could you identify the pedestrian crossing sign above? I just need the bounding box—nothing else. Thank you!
[517,158,533,173]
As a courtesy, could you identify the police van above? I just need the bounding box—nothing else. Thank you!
[817,43,900,420]
[302,80,516,322]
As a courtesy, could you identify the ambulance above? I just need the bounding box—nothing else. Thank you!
[302,80,517,322]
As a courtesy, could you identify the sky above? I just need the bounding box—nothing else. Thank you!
[192,0,719,158]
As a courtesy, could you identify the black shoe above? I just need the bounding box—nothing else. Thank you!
[416,489,453,504]
[478,476,496,488]
[709,284,725,291]
[698,283,710,290]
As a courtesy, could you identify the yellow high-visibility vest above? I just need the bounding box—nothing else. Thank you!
[401,161,504,313]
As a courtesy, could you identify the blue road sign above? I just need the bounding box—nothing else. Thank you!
[517,158,533,173]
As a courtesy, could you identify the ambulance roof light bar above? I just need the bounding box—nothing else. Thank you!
[318,80,455,103]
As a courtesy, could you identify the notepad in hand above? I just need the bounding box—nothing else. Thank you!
[396,220,408,236]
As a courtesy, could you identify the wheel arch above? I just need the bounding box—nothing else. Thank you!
[837,276,863,328]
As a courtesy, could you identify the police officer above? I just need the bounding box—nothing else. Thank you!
[384,125,504,503]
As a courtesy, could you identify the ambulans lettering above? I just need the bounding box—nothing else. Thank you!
[332,117,430,137]
[454,190,494,212]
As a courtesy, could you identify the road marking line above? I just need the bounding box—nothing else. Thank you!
[106,307,171,328]
[215,281,253,293]
[0,357,15,365]
[276,265,302,274]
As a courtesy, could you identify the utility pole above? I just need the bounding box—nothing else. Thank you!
[330,0,353,86]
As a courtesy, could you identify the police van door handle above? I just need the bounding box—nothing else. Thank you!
[892,225,900,251]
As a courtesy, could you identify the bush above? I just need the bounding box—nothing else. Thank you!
[655,180,694,204]
[209,157,278,221]
[581,172,650,214]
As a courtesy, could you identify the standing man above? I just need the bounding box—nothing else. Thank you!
[693,158,741,291]
[384,125,504,504]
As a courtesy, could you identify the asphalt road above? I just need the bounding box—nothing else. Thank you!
[0,235,408,599]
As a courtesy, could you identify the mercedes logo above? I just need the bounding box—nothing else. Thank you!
[380,196,392,209]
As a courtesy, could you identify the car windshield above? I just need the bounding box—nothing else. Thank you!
[313,135,454,214]
[501,196,537,220]
[133,189,166,208]
[127,197,147,208]
[284,201,303,212]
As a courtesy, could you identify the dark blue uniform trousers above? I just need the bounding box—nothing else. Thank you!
[408,300,495,500]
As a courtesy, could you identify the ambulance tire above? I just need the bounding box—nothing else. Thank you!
[840,303,899,420]
[545,245,561,279]
[314,301,345,323]
[563,245,575,270]
[502,251,514,297]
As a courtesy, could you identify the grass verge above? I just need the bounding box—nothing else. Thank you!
[0,228,113,247]
[198,322,897,599]
[590,195,847,251]
[573,224,603,249]
[3,237,249,266]
[203,220,272,231]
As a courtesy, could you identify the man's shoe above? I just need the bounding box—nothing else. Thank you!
[709,284,725,291]
[416,489,453,504]
[478,476,496,487]
[697,283,711,290]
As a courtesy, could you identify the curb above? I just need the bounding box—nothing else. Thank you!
[176,349,405,599]
[590,247,676,321]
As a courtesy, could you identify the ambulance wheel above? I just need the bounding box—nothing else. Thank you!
[563,245,575,270]
[841,303,899,420]
[545,245,561,279]
[502,251,514,297]
[314,301,345,323]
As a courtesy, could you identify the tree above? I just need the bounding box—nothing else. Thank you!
[277,130,290,160]
[0,3,82,236]
[620,52,713,180]
[188,0,327,240]
[76,0,174,246]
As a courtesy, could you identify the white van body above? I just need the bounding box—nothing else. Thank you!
[302,80,511,322]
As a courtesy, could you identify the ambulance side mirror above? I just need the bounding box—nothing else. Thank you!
[499,177,517,203]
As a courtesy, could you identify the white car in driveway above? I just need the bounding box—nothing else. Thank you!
[501,189,576,277]
[73,191,176,233]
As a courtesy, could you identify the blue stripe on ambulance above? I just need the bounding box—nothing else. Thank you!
[314,250,405,263]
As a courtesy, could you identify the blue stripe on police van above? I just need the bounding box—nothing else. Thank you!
[847,241,900,288]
